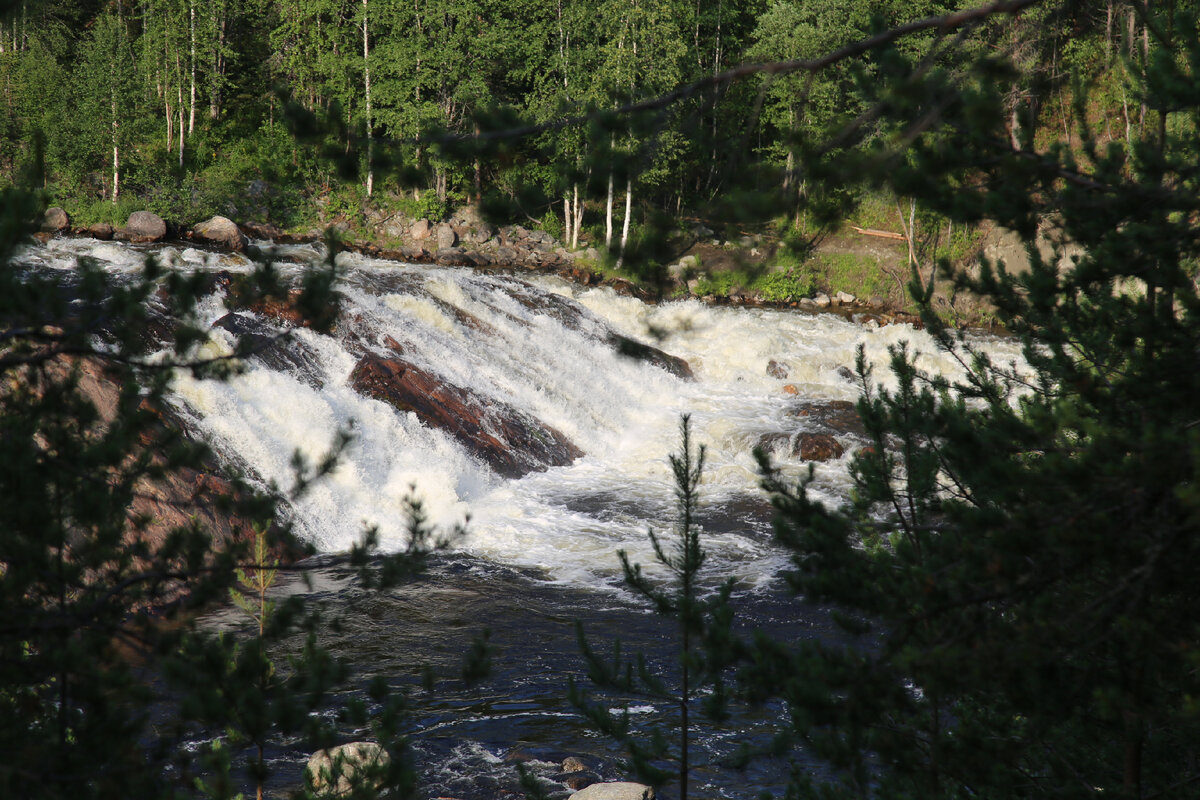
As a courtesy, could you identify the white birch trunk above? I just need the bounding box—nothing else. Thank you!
[572,183,583,249]
[111,83,119,202]
[563,195,573,247]
[188,2,196,136]
[178,83,184,168]
[363,0,373,197]
[605,171,614,248]
[210,8,225,119]
[616,179,632,268]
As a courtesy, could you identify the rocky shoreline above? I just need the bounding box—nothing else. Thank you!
[36,205,929,329]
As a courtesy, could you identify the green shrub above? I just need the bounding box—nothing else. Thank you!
[540,208,563,241]
[753,267,818,301]
[693,270,745,297]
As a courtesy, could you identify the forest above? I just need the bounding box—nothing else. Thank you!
[0,0,1172,249]
[4,0,1200,798]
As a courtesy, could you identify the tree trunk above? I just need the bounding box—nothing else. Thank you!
[616,179,632,268]
[178,95,184,168]
[111,54,119,202]
[363,0,373,197]
[605,170,614,248]
[1106,1,1114,59]
[188,1,196,136]
[563,195,573,248]
[210,5,225,119]
[572,182,583,249]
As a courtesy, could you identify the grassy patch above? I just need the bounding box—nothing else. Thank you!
[693,269,748,297]
[811,252,894,300]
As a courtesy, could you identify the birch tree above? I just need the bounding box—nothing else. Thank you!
[77,11,134,202]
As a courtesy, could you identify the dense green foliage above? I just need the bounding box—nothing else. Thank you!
[6,0,1200,798]
[0,0,1163,243]
[743,1,1200,798]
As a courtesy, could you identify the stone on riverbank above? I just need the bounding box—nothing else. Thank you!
[123,211,167,242]
[570,782,655,800]
[193,215,248,251]
[305,741,390,797]
[87,222,114,240]
[42,207,70,233]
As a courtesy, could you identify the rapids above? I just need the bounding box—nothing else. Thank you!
[15,237,1026,798]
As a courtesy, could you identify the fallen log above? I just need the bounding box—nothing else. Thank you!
[851,226,906,241]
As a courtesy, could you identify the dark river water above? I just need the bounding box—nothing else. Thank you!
[198,546,853,800]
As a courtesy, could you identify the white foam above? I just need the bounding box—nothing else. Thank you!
[28,239,1027,591]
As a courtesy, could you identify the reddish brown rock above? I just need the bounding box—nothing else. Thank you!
[240,289,322,329]
[88,222,114,240]
[794,432,845,462]
[50,357,289,579]
[786,400,864,436]
[350,353,583,477]
[410,219,433,241]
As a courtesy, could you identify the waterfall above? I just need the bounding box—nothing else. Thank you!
[18,238,1024,591]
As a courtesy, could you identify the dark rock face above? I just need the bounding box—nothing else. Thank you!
[350,353,583,477]
[88,222,114,240]
[607,333,693,380]
[193,215,248,251]
[756,399,868,463]
[766,359,790,379]
[212,313,324,388]
[785,399,865,436]
[123,211,167,242]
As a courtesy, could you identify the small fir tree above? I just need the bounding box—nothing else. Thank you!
[573,414,737,800]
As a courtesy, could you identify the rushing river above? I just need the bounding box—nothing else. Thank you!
[18,237,1025,798]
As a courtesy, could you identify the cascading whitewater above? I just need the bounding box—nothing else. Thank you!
[17,238,1024,591]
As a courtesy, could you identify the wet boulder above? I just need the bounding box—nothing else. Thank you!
[88,222,114,240]
[794,432,845,461]
[785,399,864,436]
[305,742,390,797]
[607,333,693,380]
[212,313,324,388]
[766,359,790,379]
[350,353,583,477]
[42,207,70,233]
[192,215,248,251]
[570,783,655,800]
[123,211,167,242]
